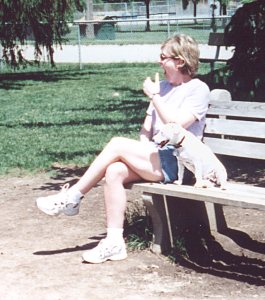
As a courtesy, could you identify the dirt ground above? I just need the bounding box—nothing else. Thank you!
[1,162,265,300]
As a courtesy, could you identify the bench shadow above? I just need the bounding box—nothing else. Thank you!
[171,225,265,286]
[169,157,265,285]
[221,227,265,255]
[32,158,264,284]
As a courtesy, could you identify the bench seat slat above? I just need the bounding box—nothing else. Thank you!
[205,118,265,138]
[208,101,265,119]
[203,137,265,160]
[129,182,265,211]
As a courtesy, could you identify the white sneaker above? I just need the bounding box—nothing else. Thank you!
[36,183,82,216]
[82,238,127,264]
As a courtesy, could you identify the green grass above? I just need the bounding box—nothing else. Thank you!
[0,63,210,175]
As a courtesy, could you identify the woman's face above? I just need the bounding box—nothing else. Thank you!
[159,51,182,85]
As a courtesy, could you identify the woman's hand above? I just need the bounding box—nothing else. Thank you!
[143,72,160,99]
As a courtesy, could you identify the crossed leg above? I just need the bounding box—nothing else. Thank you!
[36,136,164,263]
[72,136,164,227]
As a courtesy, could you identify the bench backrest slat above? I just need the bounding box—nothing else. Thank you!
[208,32,225,46]
[204,100,265,160]
[205,118,265,139]
[204,137,265,160]
[208,101,265,119]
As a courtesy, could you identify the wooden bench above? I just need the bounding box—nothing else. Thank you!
[199,32,233,71]
[127,96,265,254]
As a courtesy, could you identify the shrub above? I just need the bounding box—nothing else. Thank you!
[224,0,265,101]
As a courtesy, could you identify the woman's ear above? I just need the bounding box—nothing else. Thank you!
[177,59,185,69]
[174,58,185,70]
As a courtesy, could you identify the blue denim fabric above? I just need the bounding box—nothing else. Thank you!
[158,144,178,183]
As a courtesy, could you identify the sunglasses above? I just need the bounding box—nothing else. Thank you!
[160,53,180,61]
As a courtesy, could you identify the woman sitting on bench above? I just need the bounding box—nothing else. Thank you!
[36,33,210,264]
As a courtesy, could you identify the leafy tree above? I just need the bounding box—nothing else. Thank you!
[0,0,85,67]
[224,0,265,100]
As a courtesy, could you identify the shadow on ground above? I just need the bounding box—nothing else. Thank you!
[33,165,88,192]
[33,157,265,287]
[169,224,265,287]
[33,234,105,256]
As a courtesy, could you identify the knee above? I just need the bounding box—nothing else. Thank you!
[109,136,125,144]
[105,162,127,184]
[107,136,127,152]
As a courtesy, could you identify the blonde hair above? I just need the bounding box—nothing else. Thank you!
[161,34,199,77]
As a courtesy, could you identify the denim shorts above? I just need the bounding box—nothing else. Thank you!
[157,144,178,184]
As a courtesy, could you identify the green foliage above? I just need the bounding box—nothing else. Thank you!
[124,203,153,251]
[224,0,265,101]
[0,0,85,67]
[126,232,151,251]
[167,235,188,263]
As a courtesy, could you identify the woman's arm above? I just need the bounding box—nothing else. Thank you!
[143,73,196,129]
[139,114,153,142]
[151,94,196,129]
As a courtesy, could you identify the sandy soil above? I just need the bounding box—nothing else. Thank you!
[0,163,265,300]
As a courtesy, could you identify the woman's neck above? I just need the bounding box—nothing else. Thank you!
[171,74,192,86]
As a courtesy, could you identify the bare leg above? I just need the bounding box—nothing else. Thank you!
[73,137,163,195]
[103,161,142,228]
[36,137,163,218]
[81,162,150,263]
[79,138,164,263]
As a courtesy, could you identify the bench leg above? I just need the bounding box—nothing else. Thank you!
[142,193,171,254]
[142,194,227,254]
[205,202,227,232]
[166,197,227,234]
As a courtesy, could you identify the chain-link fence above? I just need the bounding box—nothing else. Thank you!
[70,16,231,46]
[0,15,232,70]
[75,0,240,21]
[91,0,212,19]
[68,0,238,47]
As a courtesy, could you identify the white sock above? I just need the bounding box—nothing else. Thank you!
[106,228,124,243]
[68,186,84,203]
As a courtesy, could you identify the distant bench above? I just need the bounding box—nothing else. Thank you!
[127,93,265,254]
[199,32,234,71]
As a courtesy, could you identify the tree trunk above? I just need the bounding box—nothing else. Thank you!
[145,0,151,32]
[193,0,197,18]
[223,4,227,15]
[193,0,197,24]
[85,0,94,38]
